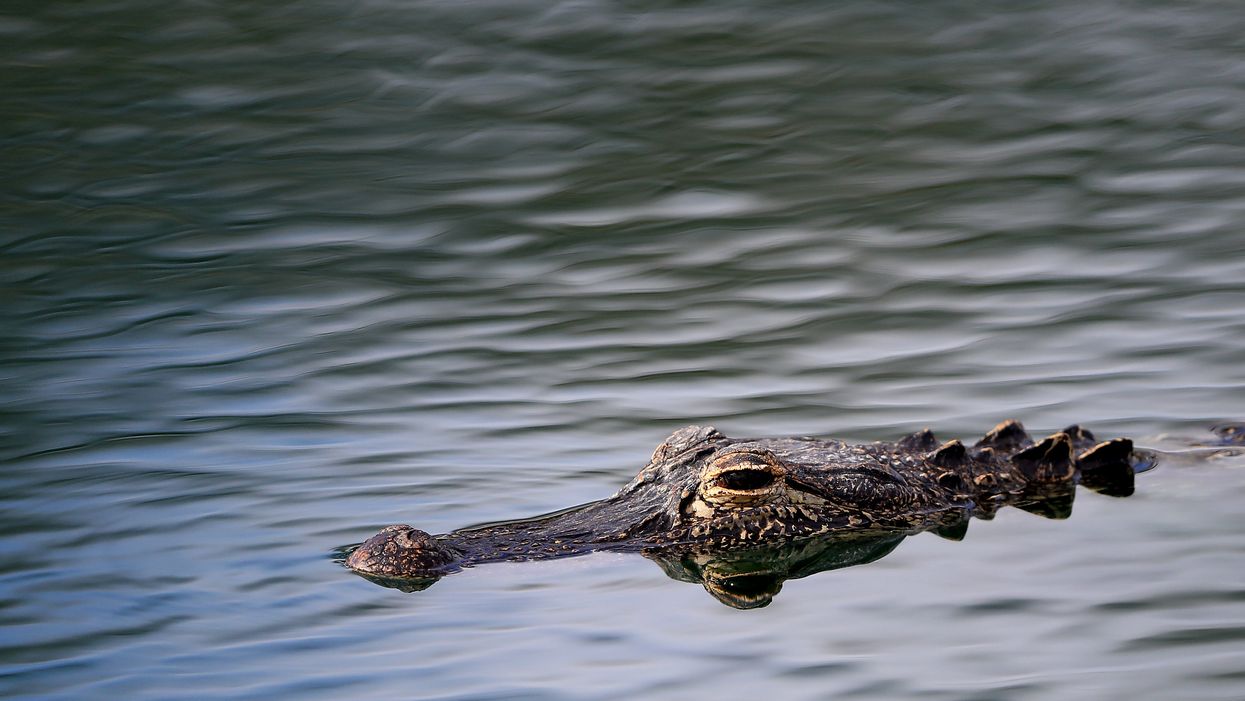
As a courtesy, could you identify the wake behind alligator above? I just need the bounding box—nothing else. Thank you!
[342,419,1240,606]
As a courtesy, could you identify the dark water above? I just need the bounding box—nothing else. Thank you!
[4,0,1245,698]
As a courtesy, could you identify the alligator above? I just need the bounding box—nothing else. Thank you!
[347,420,1160,590]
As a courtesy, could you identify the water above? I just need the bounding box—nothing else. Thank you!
[3,0,1245,698]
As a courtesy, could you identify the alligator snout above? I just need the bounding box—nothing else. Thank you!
[346,524,458,578]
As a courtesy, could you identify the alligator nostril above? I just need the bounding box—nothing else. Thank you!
[717,469,777,491]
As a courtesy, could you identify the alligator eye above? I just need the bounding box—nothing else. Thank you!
[717,468,777,491]
[698,449,787,507]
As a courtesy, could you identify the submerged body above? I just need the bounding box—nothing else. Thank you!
[347,420,1141,582]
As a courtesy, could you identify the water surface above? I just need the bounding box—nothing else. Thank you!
[3,0,1245,699]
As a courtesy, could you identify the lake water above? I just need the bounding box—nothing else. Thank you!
[3,0,1245,699]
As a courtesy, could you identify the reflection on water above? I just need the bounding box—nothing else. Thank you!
[357,528,917,610]
[343,529,913,608]
[654,532,911,609]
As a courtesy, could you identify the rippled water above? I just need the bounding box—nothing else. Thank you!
[4,0,1245,699]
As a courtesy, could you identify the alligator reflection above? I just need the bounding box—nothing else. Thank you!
[650,532,909,609]
[348,487,1094,609]
[347,528,918,608]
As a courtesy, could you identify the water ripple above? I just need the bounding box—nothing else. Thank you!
[4,0,1245,699]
